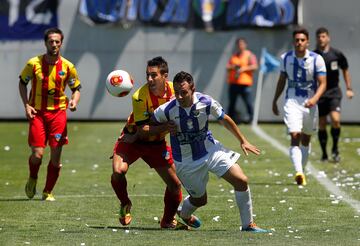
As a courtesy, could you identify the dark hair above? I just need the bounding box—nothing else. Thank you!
[173,71,194,87]
[44,27,64,42]
[293,27,309,39]
[235,37,247,45]
[147,56,168,74]
[316,27,329,36]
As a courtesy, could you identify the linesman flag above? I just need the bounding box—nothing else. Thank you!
[260,48,280,73]
[252,48,280,125]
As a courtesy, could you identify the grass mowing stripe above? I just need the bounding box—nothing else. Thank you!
[252,124,360,213]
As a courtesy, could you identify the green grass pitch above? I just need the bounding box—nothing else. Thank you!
[0,122,359,245]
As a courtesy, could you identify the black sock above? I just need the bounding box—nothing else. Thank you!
[331,127,341,154]
[318,130,328,157]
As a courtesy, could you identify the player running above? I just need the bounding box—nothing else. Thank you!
[272,28,327,185]
[110,56,184,229]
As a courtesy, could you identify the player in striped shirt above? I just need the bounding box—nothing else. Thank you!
[152,71,269,232]
[272,28,327,185]
[110,57,183,229]
[19,28,81,201]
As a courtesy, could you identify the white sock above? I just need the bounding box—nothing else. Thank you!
[289,146,303,173]
[180,195,197,219]
[235,188,253,228]
[300,145,310,168]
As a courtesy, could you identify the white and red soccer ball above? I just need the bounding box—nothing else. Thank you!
[105,70,134,97]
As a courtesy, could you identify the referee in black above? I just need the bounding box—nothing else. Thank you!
[314,27,354,162]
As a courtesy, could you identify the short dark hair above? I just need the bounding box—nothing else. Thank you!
[235,37,247,45]
[173,71,194,87]
[293,27,309,39]
[316,27,329,36]
[147,56,168,75]
[44,27,64,42]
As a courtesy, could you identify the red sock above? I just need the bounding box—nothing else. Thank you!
[43,162,61,193]
[28,157,41,179]
[111,174,131,205]
[162,187,182,223]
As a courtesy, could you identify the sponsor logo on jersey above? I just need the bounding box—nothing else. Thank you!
[58,71,65,76]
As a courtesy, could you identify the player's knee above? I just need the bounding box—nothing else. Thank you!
[31,149,44,160]
[190,196,207,207]
[234,176,248,191]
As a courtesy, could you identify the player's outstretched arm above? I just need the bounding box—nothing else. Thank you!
[136,117,176,138]
[219,114,260,156]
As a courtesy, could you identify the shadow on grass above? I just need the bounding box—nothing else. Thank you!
[0,197,39,202]
[88,225,226,232]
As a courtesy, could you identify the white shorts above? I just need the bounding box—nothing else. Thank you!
[174,143,240,198]
[283,98,318,135]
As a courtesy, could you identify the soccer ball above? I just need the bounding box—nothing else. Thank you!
[105,70,134,97]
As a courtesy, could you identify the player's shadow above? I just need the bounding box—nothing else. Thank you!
[88,225,226,232]
[0,198,37,202]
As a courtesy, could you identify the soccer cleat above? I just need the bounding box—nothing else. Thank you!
[160,218,189,230]
[25,177,37,199]
[119,203,132,226]
[42,192,55,201]
[332,151,340,163]
[241,223,270,233]
[295,172,307,186]
[177,210,201,228]
[320,154,328,162]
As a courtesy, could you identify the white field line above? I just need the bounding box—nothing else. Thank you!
[252,124,360,213]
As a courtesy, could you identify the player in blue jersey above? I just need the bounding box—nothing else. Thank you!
[272,28,327,185]
[151,71,268,232]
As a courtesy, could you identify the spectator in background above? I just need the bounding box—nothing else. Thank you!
[226,38,258,124]
[314,27,354,162]
[19,28,81,201]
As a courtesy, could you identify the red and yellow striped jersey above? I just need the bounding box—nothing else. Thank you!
[20,55,81,111]
[125,81,174,142]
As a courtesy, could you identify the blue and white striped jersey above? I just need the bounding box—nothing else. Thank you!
[153,92,225,164]
[281,49,326,99]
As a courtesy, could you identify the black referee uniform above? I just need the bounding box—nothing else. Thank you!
[314,47,349,161]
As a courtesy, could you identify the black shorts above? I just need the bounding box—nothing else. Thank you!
[318,97,341,117]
